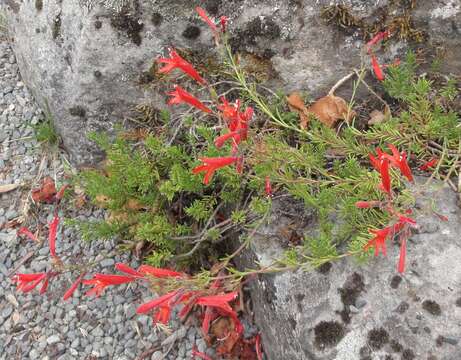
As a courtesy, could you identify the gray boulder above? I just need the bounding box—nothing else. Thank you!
[1,0,460,164]
[238,180,461,359]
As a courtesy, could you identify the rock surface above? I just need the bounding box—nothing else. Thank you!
[1,0,460,164]
[239,180,461,359]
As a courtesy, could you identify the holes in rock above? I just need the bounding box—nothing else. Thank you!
[35,0,43,11]
[390,339,403,352]
[69,106,86,117]
[317,262,332,274]
[314,321,345,349]
[422,300,441,316]
[367,327,389,350]
[390,275,402,289]
[402,349,415,360]
[182,25,201,40]
[151,12,163,26]
[95,20,102,29]
[110,12,144,46]
[339,272,365,306]
[395,301,410,314]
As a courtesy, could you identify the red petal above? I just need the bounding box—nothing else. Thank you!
[63,273,86,301]
[115,263,144,277]
[355,201,372,208]
[255,334,263,360]
[369,153,381,171]
[137,291,179,314]
[265,176,272,196]
[20,274,47,293]
[371,54,385,81]
[154,306,172,324]
[366,30,390,48]
[419,158,438,171]
[379,159,391,194]
[137,265,183,278]
[196,7,218,32]
[398,238,407,273]
[220,16,228,33]
[17,227,39,242]
[93,274,136,285]
[201,306,215,335]
[39,278,49,294]
[196,292,238,304]
[214,132,236,148]
[48,215,60,258]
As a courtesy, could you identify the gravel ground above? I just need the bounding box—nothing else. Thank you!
[0,39,219,360]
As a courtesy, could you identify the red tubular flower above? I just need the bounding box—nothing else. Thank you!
[196,292,238,315]
[203,306,216,334]
[83,274,136,297]
[192,157,239,185]
[217,97,240,121]
[255,334,263,360]
[397,152,413,182]
[115,263,144,277]
[265,176,272,197]
[369,153,381,171]
[364,227,391,256]
[14,273,47,293]
[419,158,438,171]
[355,201,380,209]
[158,49,206,85]
[220,16,228,33]
[379,159,391,195]
[380,144,414,182]
[136,290,179,315]
[179,294,199,320]
[40,278,49,294]
[17,227,39,242]
[48,215,60,258]
[366,30,390,49]
[63,273,86,301]
[137,265,183,278]
[371,54,385,81]
[214,131,240,149]
[167,85,212,113]
[196,7,218,32]
[398,237,407,273]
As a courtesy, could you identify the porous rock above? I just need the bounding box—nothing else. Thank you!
[237,180,461,359]
[1,0,460,164]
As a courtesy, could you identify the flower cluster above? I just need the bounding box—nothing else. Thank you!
[157,7,254,186]
[366,31,389,81]
[356,144,417,273]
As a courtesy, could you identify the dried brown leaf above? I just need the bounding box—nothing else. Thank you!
[31,177,57,203]
[125,198,147,211]
[287,92,310,129]
[368,106,391,125]
[95,194,110,207]
[306,94,355,128]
